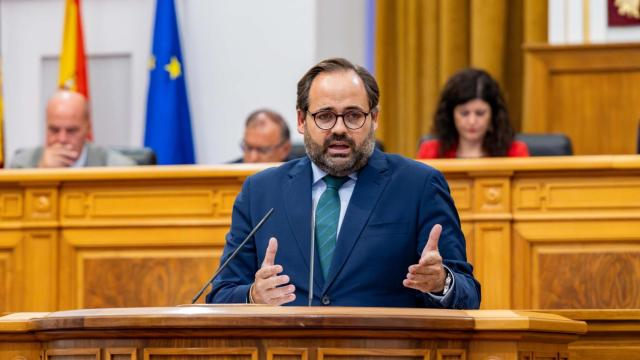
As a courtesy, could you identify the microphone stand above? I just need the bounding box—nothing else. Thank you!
[191,208,274,304]
[308,206,315,306]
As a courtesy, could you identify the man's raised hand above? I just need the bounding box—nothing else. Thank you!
[250,237,296,305]
[403,224,447,293]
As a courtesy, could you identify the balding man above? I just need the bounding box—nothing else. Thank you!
[233,109,292,163]
[10,90,136,168]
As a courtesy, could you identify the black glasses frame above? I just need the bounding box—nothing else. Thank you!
[307,109,370,130]
[240,140,286,155]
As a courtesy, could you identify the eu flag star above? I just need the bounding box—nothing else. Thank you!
[164,56,181,79]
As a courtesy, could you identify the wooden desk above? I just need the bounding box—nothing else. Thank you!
[0,306,586,360]
[545,310,640,360]
[0,156,639,311]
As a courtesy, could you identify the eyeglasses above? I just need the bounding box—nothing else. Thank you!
[240,140,285,155]
[307,109,370,130]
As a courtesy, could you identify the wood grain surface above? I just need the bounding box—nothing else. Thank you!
[0,157,638,312]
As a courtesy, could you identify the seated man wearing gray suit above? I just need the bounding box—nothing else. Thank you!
[10,90,135,168]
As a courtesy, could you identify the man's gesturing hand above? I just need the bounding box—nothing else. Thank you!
[403,224,447,293]
[250,237,296,305]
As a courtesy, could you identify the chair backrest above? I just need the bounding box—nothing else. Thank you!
[515,133,573,156]
[110,146,157,165]
[417,133,573,156]
[289,143,307,160]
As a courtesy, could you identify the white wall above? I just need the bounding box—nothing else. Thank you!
[549,0,640,44]
[1,0,368,165]
[1,0,154,165]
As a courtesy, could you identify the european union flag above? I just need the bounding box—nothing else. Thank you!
[144,0,195,164]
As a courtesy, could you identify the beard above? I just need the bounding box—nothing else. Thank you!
[304,124,376,177]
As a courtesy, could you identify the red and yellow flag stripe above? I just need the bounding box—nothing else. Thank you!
[58,0,89,98]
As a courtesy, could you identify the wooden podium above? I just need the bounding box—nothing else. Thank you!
[0,306,585,360]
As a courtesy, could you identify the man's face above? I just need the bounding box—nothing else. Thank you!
[242,114,290,163]
[297,70,378,176]
[45,94,90,156]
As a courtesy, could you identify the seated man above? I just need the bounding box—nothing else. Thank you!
[10,90,136,168]
[232,109,292,163]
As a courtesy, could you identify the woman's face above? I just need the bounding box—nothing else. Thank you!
[453,99,492,144]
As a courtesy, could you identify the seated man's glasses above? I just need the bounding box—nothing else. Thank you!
[308,109,370,130]
[240,140,285,155]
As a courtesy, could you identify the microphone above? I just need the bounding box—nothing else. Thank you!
[191,208,275,304]
[308,206,315,306]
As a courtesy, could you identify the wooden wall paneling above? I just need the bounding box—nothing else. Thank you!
[522,45,549,134]
[473,341,567,360]
[24,230,58,311]
[448,177,475,266]
[106,347,137,360]
[436,349,466,360]
[25,185,58,223]
[471,175,512,310]
[0,188,24,223]
[142,347,258,359]
[60,179,239,227]
[0,342,43,360]
[267,347,308,360]
[316,347,430,359]
[469,340,517,360]
[0,231,22,312]
[569,339,640,360]
[45,347,100,359]
[472,176,511,216]
[522,43,640,155]
[513,174,640,217]
[2,159,640,311]
[512,224,533,309]
[550,70,640,155]
[447,178,474,216]
[543,309,640,360]
[59,227,225,309]
[460,222,474,266]
[473,222,511,310]
[514,220,640,309]
[533,242,640,309]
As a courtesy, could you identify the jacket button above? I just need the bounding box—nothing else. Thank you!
[321,295,331,305]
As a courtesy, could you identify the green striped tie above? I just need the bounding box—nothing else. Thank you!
[315,175,349,280]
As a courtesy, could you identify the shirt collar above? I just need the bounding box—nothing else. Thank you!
[71,143,89,168]
[310,161,358,186]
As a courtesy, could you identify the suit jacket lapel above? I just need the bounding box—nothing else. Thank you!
[85,143,102,166]
[323,150,390,292]
[284,157,325,291]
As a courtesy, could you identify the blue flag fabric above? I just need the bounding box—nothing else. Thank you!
[144,0,195,164]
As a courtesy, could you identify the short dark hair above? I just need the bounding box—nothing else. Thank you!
[245,109,290,143]
[433,68,515,157]
[296,58,379,113]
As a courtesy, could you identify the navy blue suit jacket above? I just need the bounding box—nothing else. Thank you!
[206,149,481,308]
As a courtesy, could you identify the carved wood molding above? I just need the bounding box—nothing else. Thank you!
[143,347,258,360]
[317,347,430,359]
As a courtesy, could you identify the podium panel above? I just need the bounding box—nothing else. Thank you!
[0,307,585,360]
[0,157,639,311]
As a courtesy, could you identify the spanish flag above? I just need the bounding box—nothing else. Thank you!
[58,0,89,98]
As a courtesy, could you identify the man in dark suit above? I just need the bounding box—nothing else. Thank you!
[231,109,292,163]
[207,58,480,309]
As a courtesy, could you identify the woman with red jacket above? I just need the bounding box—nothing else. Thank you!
[417,68,529,159]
